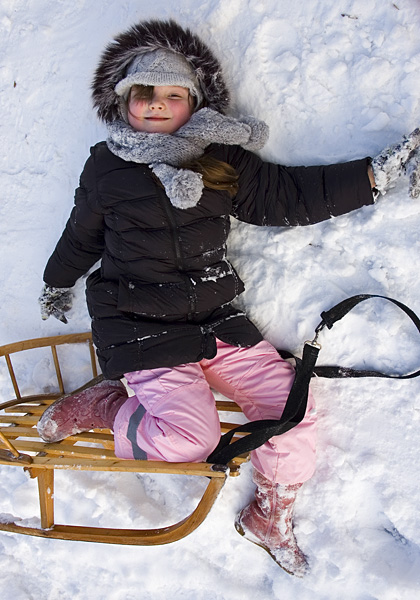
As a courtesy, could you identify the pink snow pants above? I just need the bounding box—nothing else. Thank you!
[113,339,317,484]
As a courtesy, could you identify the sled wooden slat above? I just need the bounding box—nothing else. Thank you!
[215,399,243,412]
[5,439,117,459]
[0,415,40,426]
[0,426,115,444]
[0,333,250,545]
[51,345,65,394]
[4,353,21,400]
[0,332,94,356]
[26,456,228,475]
[0,430,21,458]
[38,468,54,529]
[4,404,51,416]
[0,394,61,411]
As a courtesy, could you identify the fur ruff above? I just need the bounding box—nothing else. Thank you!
[92,19,230,122]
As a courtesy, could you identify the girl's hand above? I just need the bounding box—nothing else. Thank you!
[367,165,376,189]
[371,127,420,198]
[38,284,73,324]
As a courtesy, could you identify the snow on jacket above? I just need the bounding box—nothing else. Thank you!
[43,141,373,379]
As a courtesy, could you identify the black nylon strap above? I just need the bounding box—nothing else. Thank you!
[319,294,420,332]
[314,294,420,379]
[278,354,420,380]
[207,343,319,465]
[312,364,420,379]
[207,294,420,465]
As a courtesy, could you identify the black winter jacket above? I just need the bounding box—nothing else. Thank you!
[44,142,373,379]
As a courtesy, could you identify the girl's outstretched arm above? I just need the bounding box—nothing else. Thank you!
[219,144,374,227]
[43,150,105,289]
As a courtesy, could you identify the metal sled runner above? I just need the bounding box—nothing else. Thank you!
[0,333,248,545]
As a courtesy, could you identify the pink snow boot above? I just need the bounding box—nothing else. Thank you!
[235,470,309,577]
[37,377,128,442]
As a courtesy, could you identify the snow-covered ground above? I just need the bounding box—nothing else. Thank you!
[1,0,420,598]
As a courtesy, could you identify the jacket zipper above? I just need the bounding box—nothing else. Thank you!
[156,188,197,318]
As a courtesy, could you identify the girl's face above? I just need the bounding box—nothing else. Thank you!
[127,85,194,134]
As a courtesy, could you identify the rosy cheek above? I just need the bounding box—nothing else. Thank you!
[128,100,145,114]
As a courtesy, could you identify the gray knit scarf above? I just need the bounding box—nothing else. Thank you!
[106,107,269,209]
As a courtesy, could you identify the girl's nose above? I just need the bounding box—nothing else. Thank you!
[149,95,165,110]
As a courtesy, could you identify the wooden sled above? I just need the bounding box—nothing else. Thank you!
[0,333,248,545]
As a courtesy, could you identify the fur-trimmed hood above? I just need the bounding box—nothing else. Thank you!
[92,19,230,123]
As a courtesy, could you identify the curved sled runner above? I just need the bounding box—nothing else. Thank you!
[0,333,248,545]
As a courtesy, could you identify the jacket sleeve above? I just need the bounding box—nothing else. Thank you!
[43,149,105,288]
[223,145,374,226]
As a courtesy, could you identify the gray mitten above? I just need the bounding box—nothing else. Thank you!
[39,284,73,324]
[371,127,420,196]
[405,148,420,199]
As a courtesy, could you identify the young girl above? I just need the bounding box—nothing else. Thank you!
[37,19,420,577]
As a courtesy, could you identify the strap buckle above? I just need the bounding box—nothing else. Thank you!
[305,322,324,349]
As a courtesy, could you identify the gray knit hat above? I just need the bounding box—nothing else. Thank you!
[115,48,203,106]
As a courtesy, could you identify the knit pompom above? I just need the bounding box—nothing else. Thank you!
[152,164,204,208]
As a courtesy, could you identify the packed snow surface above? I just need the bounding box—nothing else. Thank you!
[1,1,420,598]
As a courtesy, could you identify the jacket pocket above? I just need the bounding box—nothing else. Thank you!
[118,277,189,318]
